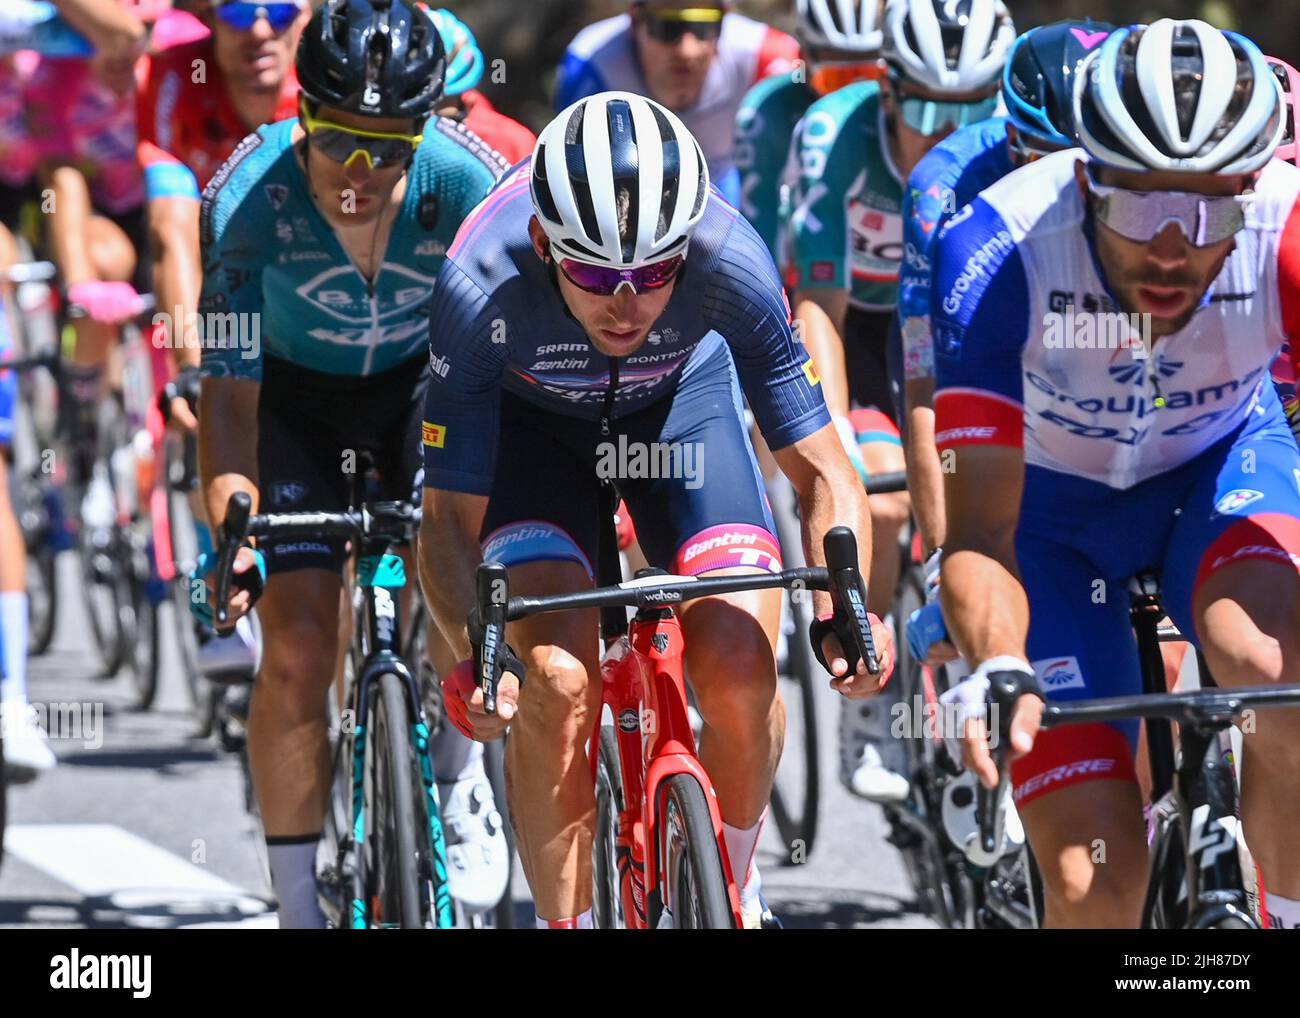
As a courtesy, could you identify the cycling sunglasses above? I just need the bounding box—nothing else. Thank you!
[898,95,999,137]
[640,7,724,44]
[213,1,303,33]
[809,60,885,96]
[557,253,686,296]
[300,99,423,170]
[1087,170,1251,248]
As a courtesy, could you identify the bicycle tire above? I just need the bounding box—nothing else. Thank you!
[767,479,821,862]
[1144,800,1189,930]
[25,539,57,655]
[660,773,735,929]
[78,525,128,677]
[125,569,161,710]
[364,670,426,928]
[482,737,516,929]
[593,723,626,928]
[164,446,208,717]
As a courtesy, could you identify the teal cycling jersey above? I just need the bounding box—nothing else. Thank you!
[787,80,904,311]
[734,70,816,266]
[199,117,504,382]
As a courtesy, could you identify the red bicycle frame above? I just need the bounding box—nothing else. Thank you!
[590,606,744,928]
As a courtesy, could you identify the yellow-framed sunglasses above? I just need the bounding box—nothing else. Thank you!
[299,97,424,170]
[638,5,724,43]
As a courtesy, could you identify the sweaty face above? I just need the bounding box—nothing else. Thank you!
[528,218,677,357]
[302,107,415,229]
[210,3,308,93]
[633,0,722,110]
[1078,163,1249,338]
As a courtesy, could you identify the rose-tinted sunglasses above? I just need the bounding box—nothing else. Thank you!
[557,253,686,296]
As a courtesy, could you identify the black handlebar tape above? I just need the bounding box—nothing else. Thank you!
[214,491,252,628]
[822,526,880,675]
[475,562,510,715]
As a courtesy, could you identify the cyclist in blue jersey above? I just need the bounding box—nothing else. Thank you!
[555,1,799,207]
[898,20,1113,665]
[932,20,1300,929]
[418,91,894,930]
[734,0,885,266]
[196,0,508,929]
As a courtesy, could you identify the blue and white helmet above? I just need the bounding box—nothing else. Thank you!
[530,92,709,268]
[797,0,884,54]
[1074,19,1284,174]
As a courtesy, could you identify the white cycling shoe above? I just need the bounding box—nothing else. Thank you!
[2,700,57,782]
[197,616,259,681]
[840,698,909,804]
[439,760,509,914]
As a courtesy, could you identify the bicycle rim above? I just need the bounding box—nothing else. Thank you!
[482,736,516,929]
[363,671,426,928]
[25,542,57,655]
[661,774,735,929]
[78,529,127,676]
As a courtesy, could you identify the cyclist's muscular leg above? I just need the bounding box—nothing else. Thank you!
[500,560,602,922]
[680,584,783,827]
[852,409,909,617]
[1020,780,1149,928]
[1193,557,1300,898]
[70,215,138,368]
[248,570,341,836]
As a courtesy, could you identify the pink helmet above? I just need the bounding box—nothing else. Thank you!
[121,0,173,23]
[1267,55,1300,166]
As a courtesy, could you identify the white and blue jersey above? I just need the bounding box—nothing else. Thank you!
[898,117,1013,382]
[930,149,1300,806]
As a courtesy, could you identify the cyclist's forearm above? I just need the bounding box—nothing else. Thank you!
[53,0,143,59]
[45,165,95,286]
[904,377,945,555]
[418,491,488,660]
[148,198,203,370]
[198,377,260,531]
[940,545,1028,666]
[794,290,850,419]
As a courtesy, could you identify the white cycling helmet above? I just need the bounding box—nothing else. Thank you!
[882,0,1015,93]
[530,91,709,268]
[1074,19,1284,175]
[797,0,884,55]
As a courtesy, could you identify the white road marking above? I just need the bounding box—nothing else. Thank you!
[5,824,274,928]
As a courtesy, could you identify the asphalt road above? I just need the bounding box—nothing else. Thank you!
[0,553,937,929]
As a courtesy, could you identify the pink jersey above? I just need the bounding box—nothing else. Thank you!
[0,54,38,187]
[24,56,144,214]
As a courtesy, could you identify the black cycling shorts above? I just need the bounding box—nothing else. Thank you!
[256,355,429,574]
[844,305,905,426]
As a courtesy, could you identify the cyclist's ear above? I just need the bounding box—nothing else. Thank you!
[527,216,551,262]
[1073,159,1090,204]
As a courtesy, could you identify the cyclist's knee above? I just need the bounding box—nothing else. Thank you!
[688,625,776,723]
[87,216,137,284]
[1041,857,1146,927]
[868,491,910,536]
[259,615,339,706]
[523,644,597,721]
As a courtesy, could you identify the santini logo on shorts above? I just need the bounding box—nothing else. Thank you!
[422,422,446,448]
[676,525,781,575]
[1032,655,1085,691]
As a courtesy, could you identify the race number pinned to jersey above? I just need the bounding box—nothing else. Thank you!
[847,197,902,284]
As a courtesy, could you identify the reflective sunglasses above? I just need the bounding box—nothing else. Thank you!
[641,7,724,44]
[809,60,885,96]
[1087,171,1251,248]
[214,2,302,33]
[300,99,423,170]
[557,253,686,296]
[898,95,999,136]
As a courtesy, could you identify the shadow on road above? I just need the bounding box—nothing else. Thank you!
[0,889,274,929]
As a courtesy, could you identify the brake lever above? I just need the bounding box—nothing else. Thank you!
[214,491,252,628]
[474,562,510,716]
[822,526,880,675]
[976,670,1024,856]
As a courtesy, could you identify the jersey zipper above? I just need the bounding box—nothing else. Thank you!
[361,283,379,375]
[600,357,620,437]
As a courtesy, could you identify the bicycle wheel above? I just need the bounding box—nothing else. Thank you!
[0,731,6,871]
[1143,796,1189,930]
[123,539,161,710]
[363,670,426,928]
[482,736,516,929]
[18,474,60,655]
[592,723,626,928]
[767,479,820,862]
[163,449,208,718]
[78,520,128,677]
[659,773,735,929]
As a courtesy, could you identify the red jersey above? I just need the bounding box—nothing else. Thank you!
[461,90,536,166]
[137,36,298,199]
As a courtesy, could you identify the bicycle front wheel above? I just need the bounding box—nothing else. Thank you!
[660,774,735,929]
[363,670,426,928]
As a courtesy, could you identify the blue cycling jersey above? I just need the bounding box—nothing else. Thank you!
[421,161,830,496]
[199,117,505,382]
[898,117,1012,382]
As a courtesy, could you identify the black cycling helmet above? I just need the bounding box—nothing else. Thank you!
[297,0,446,120]
[1003,20,1115,148]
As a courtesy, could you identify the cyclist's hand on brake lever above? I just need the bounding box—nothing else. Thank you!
[940,659,1044,788]
[812,613,895,698]
[189,546,265,630]
[443,659,519,742]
